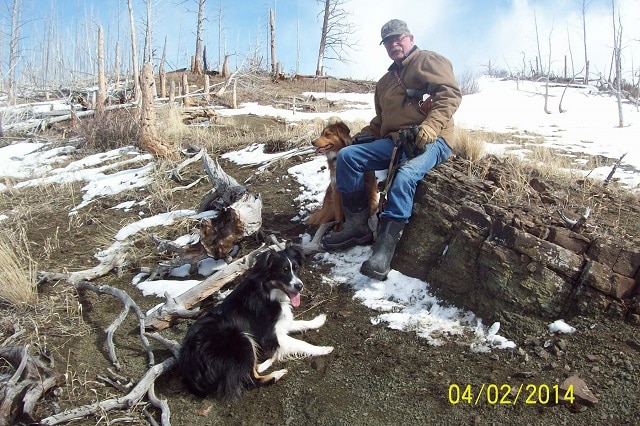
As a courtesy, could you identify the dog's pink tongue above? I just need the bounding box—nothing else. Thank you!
[289,293,301,307]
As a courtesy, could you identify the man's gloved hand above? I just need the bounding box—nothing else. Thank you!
[415,124,437,148]
[352,133,376,144]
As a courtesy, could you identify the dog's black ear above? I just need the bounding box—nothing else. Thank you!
[285,243,305,266]
[253,248,276,272]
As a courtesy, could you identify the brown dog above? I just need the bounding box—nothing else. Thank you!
[307,120,378,227]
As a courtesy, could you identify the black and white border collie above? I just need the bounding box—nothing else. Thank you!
[178,245,333,400]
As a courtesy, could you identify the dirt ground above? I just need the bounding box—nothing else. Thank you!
[1,75,639,425]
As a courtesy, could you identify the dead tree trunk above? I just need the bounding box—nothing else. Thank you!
[192,0,205,75]
[204,74,210,101]
[222,53,230,78]
[8,0,23,104]
[182,73,192,107]
[581,0,590,84]
[96,25,106,115]
[159,36,167,98]
[611,2,624,127]
[316,0,330,77]
[127,0,141,102]
[114,41,121,89]
[270,8,277,76]
[139,63,172,158]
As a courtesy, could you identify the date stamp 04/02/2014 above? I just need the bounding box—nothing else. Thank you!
[448,383,575,406]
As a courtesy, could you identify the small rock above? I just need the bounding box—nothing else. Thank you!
[534,347,550,359]
[555,339,567,351]
[561,375,598,405]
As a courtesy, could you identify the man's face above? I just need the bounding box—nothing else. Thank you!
[383,33,414,62]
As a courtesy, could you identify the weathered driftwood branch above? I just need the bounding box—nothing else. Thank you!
[199,151,247,210]
[604,152,627,186]
[169,147,204,182]
[192,152,262,258]
[76,281,154,370]
[33,285,181,425]
[38,357,177,426]
[0,345,64,425]
[38,242,131,285]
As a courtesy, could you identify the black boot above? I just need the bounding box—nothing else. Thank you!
[360,217,405,280]
[321,191,373,251]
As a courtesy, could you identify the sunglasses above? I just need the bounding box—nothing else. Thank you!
[383,34,408,46]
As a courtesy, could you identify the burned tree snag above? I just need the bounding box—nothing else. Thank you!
[139,63,173,158]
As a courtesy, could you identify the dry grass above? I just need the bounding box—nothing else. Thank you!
[0,231,37,305]
[454,127,486,162]
[72,109,140,151]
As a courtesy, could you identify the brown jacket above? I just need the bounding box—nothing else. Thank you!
[360,46,462,151]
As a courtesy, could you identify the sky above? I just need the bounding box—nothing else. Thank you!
[0,77,637,352]
[3,0,640,82]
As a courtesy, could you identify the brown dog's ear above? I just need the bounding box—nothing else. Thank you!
[336,121,351,137]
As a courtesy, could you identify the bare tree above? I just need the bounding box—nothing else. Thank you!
[192,0,206,74]
[96,25,106,115]
[543,25,554,114]
[533,9,544,77]
[270,8,277,75]
[611,0,624,127]
[127,0,141,102]
[143,0,153,63]
[315,0,356,77]
[580,0,590,84]
[8,0,24,104]
[216,0,224,67]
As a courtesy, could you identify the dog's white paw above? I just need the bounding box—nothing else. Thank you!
[317,345,334,355]
[309,314,327,328]
[272,368,288,382]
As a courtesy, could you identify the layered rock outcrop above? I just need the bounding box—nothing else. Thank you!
[394,155,640,324]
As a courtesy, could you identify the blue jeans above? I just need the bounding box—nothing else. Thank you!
[335,137,451,222]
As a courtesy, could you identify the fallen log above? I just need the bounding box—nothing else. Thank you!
[145,242,283,331]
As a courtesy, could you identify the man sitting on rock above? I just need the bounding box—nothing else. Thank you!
[322,19,462,280]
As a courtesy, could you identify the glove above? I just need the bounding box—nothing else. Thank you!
[352,133,376,144]
[415,125,437,148]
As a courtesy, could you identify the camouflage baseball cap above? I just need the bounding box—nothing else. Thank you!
[380,19,410,44]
